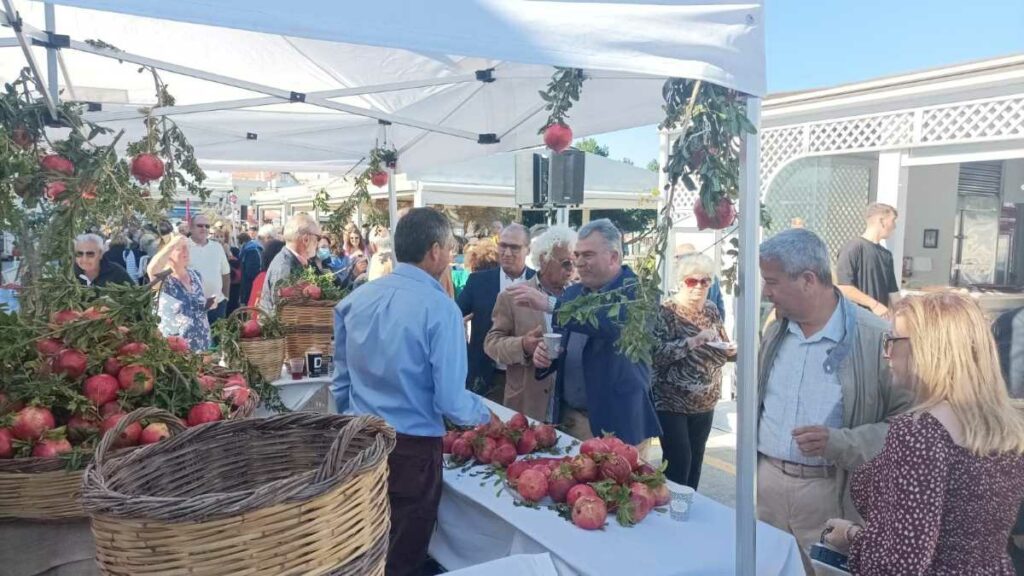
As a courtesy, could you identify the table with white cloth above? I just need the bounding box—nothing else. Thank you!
[430,397,804,576]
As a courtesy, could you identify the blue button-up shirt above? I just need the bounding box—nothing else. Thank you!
[331,263,490,437]
[758,302,846,465]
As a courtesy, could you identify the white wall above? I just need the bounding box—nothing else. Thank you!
[1004,158,1024,204]
[903,164,959,288]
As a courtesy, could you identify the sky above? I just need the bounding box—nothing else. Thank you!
[596,0,1024,167]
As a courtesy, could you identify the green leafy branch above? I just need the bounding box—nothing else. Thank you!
[312,146,394,241]
[537,67,586,131]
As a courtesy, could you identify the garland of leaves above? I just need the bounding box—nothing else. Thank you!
[312,146,396,241]
[537,67,586,132]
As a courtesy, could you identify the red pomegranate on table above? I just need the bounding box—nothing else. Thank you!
[543,123,573,153]
[370,170,388,187]
[693,196,737,230]
[131,153,164,184]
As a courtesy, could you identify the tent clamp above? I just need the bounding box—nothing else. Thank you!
[246,132,258,141]
[475,68,495,83]
[85,102,102,112]
[6,12,21,32]
[378,119,392,126]
[477,133,499,144]
[31,32,69,49]
[289,91,306,103]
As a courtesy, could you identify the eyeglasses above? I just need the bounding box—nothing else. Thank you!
[193,223,210,229]
[558,259,574,271]
[498,243,524,254]
[683,276,712,288]
[881,332,909,358]
[74,250,97,258]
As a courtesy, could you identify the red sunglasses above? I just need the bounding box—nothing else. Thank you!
[683,277,711,288]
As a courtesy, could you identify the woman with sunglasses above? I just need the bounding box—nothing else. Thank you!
[823,292,1024,575]
[652,252,735,488]
[73,233,133,288]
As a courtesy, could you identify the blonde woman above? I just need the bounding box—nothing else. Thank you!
[367,228,395,282]
[146,235,211,351]
[824,292,1024,575]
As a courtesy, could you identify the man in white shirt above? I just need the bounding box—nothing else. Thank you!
[188,214,230,327]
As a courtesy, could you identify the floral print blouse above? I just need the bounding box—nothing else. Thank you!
[156,268,211,351]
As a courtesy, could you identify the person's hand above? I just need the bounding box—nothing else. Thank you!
[871,302,890,318]
[823,518,859,554]
[792,425,830,457]
[463,313,474,323]
[533,339,552,369]
[724,342,738,358]
[686,328,719,349]
[205,296,216,310]
[522,325,544,356]
[507,284,551,312]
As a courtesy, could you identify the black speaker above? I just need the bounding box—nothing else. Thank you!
[549,148,585,205]
[515,152,548,207]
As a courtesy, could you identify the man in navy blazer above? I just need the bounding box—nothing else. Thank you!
[510,219,661,446]
[458,224,535,396]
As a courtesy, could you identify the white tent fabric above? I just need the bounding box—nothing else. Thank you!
[0,1,763,174]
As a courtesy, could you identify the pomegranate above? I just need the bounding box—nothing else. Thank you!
[278,286,299,299]
[693,196,737,230]
[101,413,141,448]
[79,182,97,200]
[139,422,170,445]
[533,424,557,449]
[12,406,56,441]
[67,414,100,442]
[11,126,33,149]
[369,171,388,187]
[636,463,656,476]
[630,482,656,512]
[506,459,532,484]
[515,428,538,455]
[652,483,671,507]
[186,402,224,427]
[547,463,577,503]
[580,437,611,458]
[118,364,154,396]
[599,454,632,484]
[225,373,247,388]
[103,356,123,376]
[516,468,549,503]
[612,444,640,470]
[620,483,654,525]
[130,153,164,183]
[566,483,598,508]
[40,154,74,175]
[603,435,626,450]
[473,436,497,465]
[508,413,529,431]
[49,309,80,327]
[451,438,473,462]
[529,463,553,480]
[302,285,322,300]
[53,348,88,379]
[117,342,149,357]
[571,454,599,483]
[442,430,459,454]
[571,496,607,530]
[32,437,72,458]
[240,319,261,339]
[492,441,517,468]
[166,335,189,353]
[35,337,64,357]
[221,385,250,408]
[44,181,66,202]
[460,430,478,444]
[0,428,13,458]
[197,374,220,392]
[543,123,573,153]
[99,402,123,418]
[83,374,120,406]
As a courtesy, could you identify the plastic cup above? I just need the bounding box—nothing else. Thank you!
[288,357,305,380]
[543,333,562,357]
[669,484,695,521]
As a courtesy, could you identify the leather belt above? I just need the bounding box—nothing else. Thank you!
[761,454,836,479]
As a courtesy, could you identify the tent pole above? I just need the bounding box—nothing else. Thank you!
[44,2,58,105]
[1,0,58,119]
[387,166,398,238]
[735,97,762,576]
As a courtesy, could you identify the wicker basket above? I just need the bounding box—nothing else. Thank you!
[230,306,286,381]
[278,298,338,360]
[82,407,396,576]
[0,394,258,521]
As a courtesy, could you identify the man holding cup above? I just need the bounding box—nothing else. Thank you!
[507,219,661,446]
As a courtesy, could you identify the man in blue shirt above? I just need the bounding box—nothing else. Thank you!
[332,207,493,576]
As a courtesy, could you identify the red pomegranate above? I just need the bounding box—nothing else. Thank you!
[547,463,577,503]
[131,153,165,184]
[492,441,517,468]
[40,154,74,175]
[0,428,13,458]
[118,364,154,396]
[99,402,123,418]
[599,454,633,484]
[32,437,72,458]
[517,468,549,503]
[442,430,459,454]
[101,413,141,448]
[580,437,611,458]
[197,374,220,392]
[506,459,532,485]
[240,319,261,339]
[508,413,529,431]
[450,438,473,463]
[369,171,388,187]
[571,495,607,530]
[543,123,573,153]
[693,196,737,230]
[139,422,170,445]
[566,483,598,508]
[117,342,149,357]
[225,373,247,388]
[302,285,322,300]
[221,385,250,408]
[53,348,88,380]
[103,356,123,377]
[630,482,656,512]
[515,428,538,455]
[473,436,497,465]
[44,181,67,202]
[83,374,120,406]
[612,443,640,470]
[652,483,671,507]
[166,335,189,353]
[186,402,224,427]
[278,286,299,299]
[67,414,100,442]
[49,309,80,327]
[12,406,56,441]
[533,424,557,449]
[35,337,64,357]
[571,454,599,483]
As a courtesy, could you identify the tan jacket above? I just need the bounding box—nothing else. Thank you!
[484,277,556,421]
[758,296,914,520]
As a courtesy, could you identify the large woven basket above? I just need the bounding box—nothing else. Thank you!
[278,298,338,360]
[82,407,396,576]
[231,306,285,381]
[0,395,258,521]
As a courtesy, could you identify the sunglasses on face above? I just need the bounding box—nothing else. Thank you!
[683,276,712,288]
[193,223,210,229]
[881,332,909,358]
[74,251,97,258]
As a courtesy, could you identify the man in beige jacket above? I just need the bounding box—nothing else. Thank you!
[757,229,913,574]
[484,225,576,423]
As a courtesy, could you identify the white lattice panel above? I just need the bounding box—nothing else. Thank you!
[807,113,913,153]
[668,181,700,222]
[760,126,804,185]
[921,97,1024,142]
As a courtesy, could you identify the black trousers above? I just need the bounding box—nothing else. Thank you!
[657,410,715,490]
[386,434,443,576]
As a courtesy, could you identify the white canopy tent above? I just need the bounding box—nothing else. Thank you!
[1,1,767,572]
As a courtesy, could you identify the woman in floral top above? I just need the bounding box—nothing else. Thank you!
[146,235,211,351]
[652,253,735,488]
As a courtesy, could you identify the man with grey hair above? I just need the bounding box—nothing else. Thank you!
[74,233,133,287]
[757,228,911,572]
[510,218,662,445]
[259,212,321,311]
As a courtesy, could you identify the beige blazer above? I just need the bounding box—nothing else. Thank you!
[484,276,555,422]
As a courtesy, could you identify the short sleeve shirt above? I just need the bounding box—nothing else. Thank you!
[836,238,899,307]
[188,239,230,302]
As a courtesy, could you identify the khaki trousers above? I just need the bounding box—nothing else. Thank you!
[756,455,841,576]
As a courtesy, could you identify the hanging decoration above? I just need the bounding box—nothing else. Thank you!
[538,68,586,153]
[312,144,397,242]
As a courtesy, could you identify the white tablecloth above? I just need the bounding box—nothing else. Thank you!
[444,553,559,576]
[430,399,803,576]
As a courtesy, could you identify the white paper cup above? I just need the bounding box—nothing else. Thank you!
[669,484,695,521]
[543,333,562,357]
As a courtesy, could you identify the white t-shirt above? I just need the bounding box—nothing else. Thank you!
[188,239,230,303]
